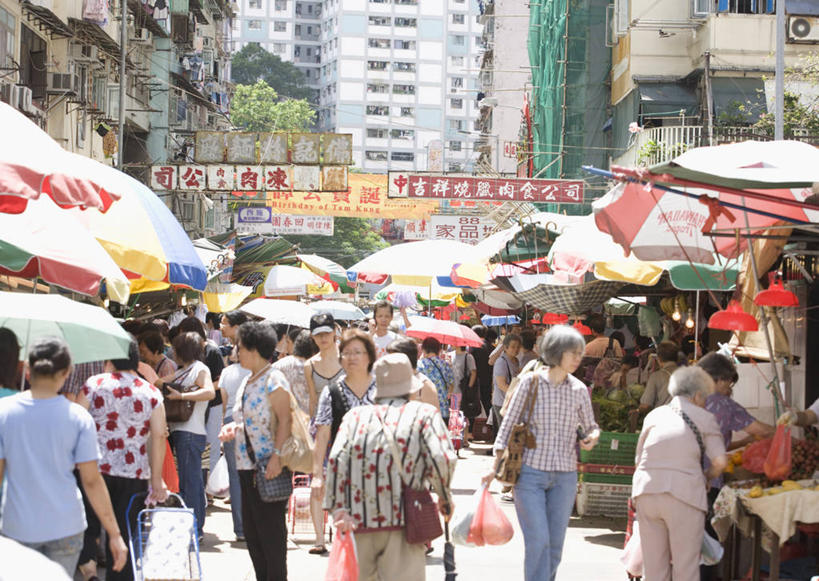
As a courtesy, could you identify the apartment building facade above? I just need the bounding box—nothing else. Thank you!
[610,0,819,167]
[475,0,529,175]
[317,0,484,173]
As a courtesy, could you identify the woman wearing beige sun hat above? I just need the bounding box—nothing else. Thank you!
[325,353,457,581]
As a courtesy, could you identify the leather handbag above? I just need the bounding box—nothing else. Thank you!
[162,367,198,423]
[495,381,538,486]
[377,409,443,545]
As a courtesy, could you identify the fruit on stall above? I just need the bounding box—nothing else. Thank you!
[790,438,819,480]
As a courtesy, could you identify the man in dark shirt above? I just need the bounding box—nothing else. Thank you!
[469,325,495,424]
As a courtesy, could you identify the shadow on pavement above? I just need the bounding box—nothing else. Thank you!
[582,532,626,548]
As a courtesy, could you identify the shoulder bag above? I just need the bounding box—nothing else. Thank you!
[242,375,292,503]
[269,382,315,474]
[377,407,443,545]
[163,365,198,423]
[495,378,538,485]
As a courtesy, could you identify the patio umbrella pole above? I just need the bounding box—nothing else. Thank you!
[695,290,700,358]
[741,200,785,408]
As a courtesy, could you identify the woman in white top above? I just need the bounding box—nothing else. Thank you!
[160,331,215,540]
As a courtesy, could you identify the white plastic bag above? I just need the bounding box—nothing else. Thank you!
[450,487,482,546]
[619,521,643,578]
[205,454,230,498]
[700,532,724,566]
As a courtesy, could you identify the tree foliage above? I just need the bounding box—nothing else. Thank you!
[230,80,315,132]
[231,43,313,102]
[753,54,819,137]
[285,218,389,268]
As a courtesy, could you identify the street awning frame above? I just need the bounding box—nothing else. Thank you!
[638,81,699,119]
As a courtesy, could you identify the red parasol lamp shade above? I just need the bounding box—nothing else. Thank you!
[459,313,471,321]
[754,276,798,307]
[542,313,569,325]
[573,321,593,336]
[708,300,758,332]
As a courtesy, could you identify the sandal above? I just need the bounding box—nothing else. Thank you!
[309,545,328,555]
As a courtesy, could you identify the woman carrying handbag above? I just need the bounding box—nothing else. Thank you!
[219,322,293,581]
[482,326,599,581]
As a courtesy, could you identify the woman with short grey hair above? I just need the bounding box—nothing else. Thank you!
[632,366,728,581]
[482,325,599,581]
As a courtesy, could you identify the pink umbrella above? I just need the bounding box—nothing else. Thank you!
[405,316,483,348]
[0,103,121,214]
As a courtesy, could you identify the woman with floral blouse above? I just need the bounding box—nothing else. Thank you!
[219,322,292,581]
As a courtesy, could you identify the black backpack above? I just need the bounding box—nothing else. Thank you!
[328,382,351,445]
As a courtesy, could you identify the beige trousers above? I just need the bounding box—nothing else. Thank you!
[634,493,705,581]
[354,529,426,581]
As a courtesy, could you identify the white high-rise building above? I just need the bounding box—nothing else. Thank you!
[233,0,484,172]
[234,0,323,101]
[321,0,484,173]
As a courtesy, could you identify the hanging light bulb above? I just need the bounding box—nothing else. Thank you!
[103,298,110,309]
[685,309,694,329]
[672,298,681,322]
[180,294,187,307]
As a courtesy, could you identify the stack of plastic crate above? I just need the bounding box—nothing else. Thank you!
[576,432,639,519]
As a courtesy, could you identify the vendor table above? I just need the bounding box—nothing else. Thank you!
[712,481,819,581]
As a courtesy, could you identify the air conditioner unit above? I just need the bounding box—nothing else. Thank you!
[17,86,32,113]
[132,29,152,43]
[0,82,11,104]
[788,16,819,43]
[48,73,78,94]
[71,44,98,62]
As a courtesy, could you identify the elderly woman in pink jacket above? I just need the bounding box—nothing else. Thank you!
[632,366,728,581]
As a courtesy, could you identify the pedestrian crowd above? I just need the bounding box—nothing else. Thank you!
[1,300,817,581]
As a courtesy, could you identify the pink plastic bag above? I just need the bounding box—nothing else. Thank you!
[620,521,643,577]
[325,530,358,581]
[763,425,792,481]
[467,486,514,546]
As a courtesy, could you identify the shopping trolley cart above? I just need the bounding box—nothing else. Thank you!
[126,492,203,581]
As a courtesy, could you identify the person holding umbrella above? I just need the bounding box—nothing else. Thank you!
[0,337,128,577]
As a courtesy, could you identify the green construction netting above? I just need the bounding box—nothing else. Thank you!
[528,0,610,213]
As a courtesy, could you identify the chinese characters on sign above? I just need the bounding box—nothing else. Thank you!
[428,215,496,245]
[150,165,348,192]
[387,172,584,204]
[235,209,334,236]
[191,131,352,165]
[403,219,429,241]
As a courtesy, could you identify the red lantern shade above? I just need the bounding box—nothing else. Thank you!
[573,321,593,336]
[459,313,471,321]
[708,300,758,331]
[542,313,569,325]
[754,278,798,307]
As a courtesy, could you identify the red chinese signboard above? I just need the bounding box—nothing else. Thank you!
[387,172,584,204]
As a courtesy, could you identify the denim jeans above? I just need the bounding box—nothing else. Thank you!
[170,430,207,536]
[513,464,577,581]
[223,415,243,538]
[21,531,83,576]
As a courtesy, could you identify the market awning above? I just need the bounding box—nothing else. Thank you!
[638,82,699,118]
[711,77,767,123]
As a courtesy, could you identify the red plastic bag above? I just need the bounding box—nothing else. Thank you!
[162,440,179,493]
[763,425,792,481]
[325,530,358,581]
[467,486,514,546]
[742,438,773,473]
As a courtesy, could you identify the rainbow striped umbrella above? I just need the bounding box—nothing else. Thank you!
[70,169,207,290]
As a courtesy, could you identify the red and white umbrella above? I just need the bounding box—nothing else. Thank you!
[405,316,483,348]
[593,181,819,264]
[0,102,121,214]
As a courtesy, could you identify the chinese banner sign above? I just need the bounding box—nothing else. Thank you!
[192,131,353,165]
[150,165,348,192]
[264,174,439,219]
[428,215,497,245]
[387,172,584,203]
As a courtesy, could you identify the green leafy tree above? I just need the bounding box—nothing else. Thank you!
[753,54,819,137]
[231,43,313,102]
[285,218,389,268]
[230,80,315,132]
